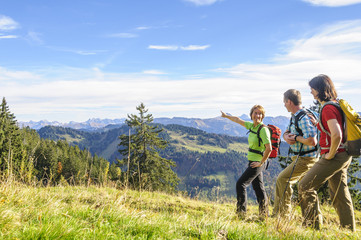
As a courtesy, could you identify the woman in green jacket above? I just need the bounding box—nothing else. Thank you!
[221,105,271,219]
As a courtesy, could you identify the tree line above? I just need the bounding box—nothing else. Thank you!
[1,99,179,194]
[0,97,111,186]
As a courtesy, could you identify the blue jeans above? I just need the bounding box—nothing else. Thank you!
[236,161,268,216]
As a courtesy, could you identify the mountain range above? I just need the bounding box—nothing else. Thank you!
[19,115,291,137]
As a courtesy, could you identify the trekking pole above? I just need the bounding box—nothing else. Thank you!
[281,144,304,202]
[277,143,304,227]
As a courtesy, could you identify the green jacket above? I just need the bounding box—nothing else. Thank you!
[245,121,271,162]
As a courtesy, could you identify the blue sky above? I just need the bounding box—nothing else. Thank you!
[1,0,361,122]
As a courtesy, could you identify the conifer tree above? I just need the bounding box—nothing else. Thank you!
[117,103,179,193]
[0,97,26,178]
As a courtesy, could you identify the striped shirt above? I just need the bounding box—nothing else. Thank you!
[288,109,318,157]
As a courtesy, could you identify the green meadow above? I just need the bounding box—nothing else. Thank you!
[1,182,360,239]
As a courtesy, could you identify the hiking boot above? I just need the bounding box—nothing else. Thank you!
[270,212,278,218]
[302,215,322,230]
[236,211,246,220]
[258,214,266,221]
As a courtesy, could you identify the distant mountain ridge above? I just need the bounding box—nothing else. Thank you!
[19,118,126,131]
[20,115,290,137]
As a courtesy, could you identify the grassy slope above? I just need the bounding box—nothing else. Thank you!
[167,130,247,153]
[165,129,248,199]
[52,127,248,155]
[1,183,360,239]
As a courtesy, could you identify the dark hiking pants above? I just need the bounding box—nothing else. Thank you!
[236,161,268,216]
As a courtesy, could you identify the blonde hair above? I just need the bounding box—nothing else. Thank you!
[249,105,265,121]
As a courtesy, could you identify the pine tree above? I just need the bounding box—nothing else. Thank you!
[0,97,26,179]
[117,103,179,193]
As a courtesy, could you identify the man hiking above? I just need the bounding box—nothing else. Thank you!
[273,89,319,218]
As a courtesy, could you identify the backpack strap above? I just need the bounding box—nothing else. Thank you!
[247,124,266,156]
[292,148,318,156]
[247,124,265,147]
[293,109,307,136]
[289,109,318,156]
[248,148,263,156]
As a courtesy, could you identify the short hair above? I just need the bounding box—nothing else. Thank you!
[284,89,302,106]
[308,74,337,102]
[249,105,265,121]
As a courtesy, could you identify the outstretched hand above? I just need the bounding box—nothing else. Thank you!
[220,110,228,118]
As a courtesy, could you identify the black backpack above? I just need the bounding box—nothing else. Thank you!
[288,109,318,156]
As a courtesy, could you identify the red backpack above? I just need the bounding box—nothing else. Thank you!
[248,124,282,159]
[267,124,282,158]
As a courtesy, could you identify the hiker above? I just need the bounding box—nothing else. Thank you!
[221,105,271,219]
[298,74,355,231]
[273,89,318,218]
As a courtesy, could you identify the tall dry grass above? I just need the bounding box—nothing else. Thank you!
[0,181,360,239]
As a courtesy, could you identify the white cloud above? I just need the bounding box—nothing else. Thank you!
[276,21,361,61]
[302,0,361,7]
[136,26,151,30]
[181,45,210,50]
[148,45,179,50]
[0,15,19,31]
[3,73,238,120]
[0,35,17,39]
[0,67,41,81]
[148,44,210,51]
[75,51,98,55]
[107,32,138,38]
[183,0,222,6]
[26,31,44,45]
[215,20,361,114]
[142,70,167,75]
[46,46,106,55]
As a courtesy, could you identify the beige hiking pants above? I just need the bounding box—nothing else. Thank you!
[273,156,318,217]
[298,151,355,231]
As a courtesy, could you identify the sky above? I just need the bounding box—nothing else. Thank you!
[1,0,361,122]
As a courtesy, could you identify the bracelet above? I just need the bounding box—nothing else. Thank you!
[294,135,298,142]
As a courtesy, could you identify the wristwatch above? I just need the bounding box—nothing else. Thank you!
[294,135,298,141]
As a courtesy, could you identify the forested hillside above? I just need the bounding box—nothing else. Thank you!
[0,98,110,187]
[38,124,288,200]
